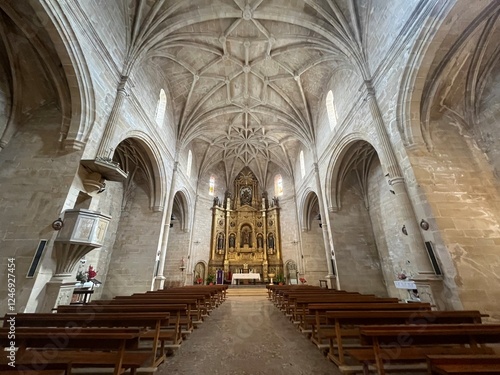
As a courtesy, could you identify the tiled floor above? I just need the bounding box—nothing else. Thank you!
[160,295,342,375]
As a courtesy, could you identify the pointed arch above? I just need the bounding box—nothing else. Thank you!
[172,188,192,232]
[325,132,378,212]
[114,130,166,211]
[298,189,320,232]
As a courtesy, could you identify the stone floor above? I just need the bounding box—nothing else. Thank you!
[160,295,342,375]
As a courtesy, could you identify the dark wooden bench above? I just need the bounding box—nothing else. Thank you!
[3,312,170,368]
[291,296,399,331]
[302,302,431,338]
[427,354,500,374]
[0,327,150,375]
[348,324,500,375]
[321,310,485,366]
[56,303,187,349]
[90,298,197,333]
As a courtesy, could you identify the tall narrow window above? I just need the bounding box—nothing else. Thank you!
[274,174,283,196]
[326,90,337,131]
[209,176,215,196]
[155,89,167,126]
[300,150,305,179]
[186,150,192,178]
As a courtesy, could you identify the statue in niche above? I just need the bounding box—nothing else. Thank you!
[229,233,235,248]
[242,231,249,246]
[257,234,263,249]
[217,233,224,250]
[268,233,275,253]
[240,186,252,205]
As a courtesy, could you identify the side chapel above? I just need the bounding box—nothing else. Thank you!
[209,168,283,281]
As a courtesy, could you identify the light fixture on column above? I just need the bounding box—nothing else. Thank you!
[420,219,429,231]
[179,257,186,272]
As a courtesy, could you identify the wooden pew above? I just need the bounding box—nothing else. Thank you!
[302,302,431,339]
[90,298,197,333]
[0,327,150,375]
[147,288,220,311]
[127,292,211,321]
[57,304,187,349]
[348,324,500,375]
[322,310,485,366]
[427,354,500,374]
[280,291,372,316]
[3,312,170,368]
[290,295,399,329]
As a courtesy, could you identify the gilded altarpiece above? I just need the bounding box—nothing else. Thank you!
[209,169,283,281]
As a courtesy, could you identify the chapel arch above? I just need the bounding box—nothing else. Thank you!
[163,189,192,287]
[328,140,393,297]
[299,190,328,285]
[0,2,96,150]
[101,137,167,299]
[113,135,165,211]
[193,261,207,284]
[285,260,298,284]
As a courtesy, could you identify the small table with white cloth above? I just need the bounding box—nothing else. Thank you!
[231,272,261,285]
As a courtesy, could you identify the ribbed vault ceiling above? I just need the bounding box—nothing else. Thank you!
[125,0,364,183]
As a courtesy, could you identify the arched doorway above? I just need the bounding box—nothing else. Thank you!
[285,260,298,284]
[300,191,328,286]
[164,190,190,287]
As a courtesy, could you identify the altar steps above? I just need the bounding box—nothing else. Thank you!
[226,286,268,297]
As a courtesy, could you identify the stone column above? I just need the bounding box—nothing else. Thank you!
[364,80,441,303]
[313,163,337,289]
[153,161,178,290]
[96,76,129,158]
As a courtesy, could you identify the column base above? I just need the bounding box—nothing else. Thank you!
[411,274,446,310]
[325,274,338,290]
[40,277,75,313]
[153,275,166,290]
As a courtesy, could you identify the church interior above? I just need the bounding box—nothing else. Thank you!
[1,0,500,372]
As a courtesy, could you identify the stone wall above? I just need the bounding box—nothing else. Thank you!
[101,180,162,298]
[0,105,80,314]
[332,170,387,296]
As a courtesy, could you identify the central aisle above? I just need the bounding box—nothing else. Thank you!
[160,294,342,375]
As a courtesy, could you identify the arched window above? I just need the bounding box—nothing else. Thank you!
[274,174,283,196]
[186,150,192,178]
[209,176,215,196]
[300,150,305,179]
[155,89,167,126]
[326,90,337,131]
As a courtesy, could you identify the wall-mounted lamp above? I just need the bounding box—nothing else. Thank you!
[420,219,429,231]
[52,218,64,230]
[179,257,186,272]
[401,225,408,235]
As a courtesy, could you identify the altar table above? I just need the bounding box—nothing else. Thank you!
[231,273,261,285]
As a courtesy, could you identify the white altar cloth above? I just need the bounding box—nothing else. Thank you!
[231,272,261,284]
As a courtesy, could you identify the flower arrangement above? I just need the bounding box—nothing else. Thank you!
[76,265,98,283]
[87,265,97,280]
[196,277,203,285]
[299,277,307,284]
